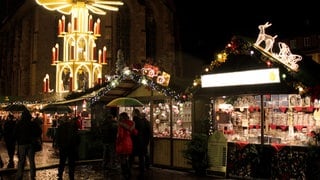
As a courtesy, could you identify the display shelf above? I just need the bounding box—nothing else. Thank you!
[216,94,316,146]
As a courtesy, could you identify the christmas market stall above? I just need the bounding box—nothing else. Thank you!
[191,22,320,179]
[87,63,193,169]
[59,63,193,165]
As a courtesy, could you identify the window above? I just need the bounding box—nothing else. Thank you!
[303,37,311,48]
[289,40,297,49]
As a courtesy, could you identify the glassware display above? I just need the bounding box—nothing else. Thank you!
[215,94,316,146]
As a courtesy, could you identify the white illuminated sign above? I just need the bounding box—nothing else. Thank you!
[201,68,280,88]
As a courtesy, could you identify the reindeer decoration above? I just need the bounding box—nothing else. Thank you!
[255,22,278,53]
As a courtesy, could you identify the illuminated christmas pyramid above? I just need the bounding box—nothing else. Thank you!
[35,0,123,93]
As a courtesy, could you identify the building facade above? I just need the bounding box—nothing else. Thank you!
[283,34,320,64]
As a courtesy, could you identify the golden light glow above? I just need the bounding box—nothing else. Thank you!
[35,0,124,15]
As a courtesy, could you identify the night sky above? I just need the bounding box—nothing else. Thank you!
[174,1,320,63]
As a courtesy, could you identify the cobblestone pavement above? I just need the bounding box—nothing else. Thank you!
[0,141,218,180]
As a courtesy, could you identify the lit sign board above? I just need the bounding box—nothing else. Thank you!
[201,68,280,88]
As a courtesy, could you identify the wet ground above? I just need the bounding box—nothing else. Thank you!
[0,141,218,180]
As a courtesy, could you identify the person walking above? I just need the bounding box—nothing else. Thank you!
[100,114,118,176]
[14,109,42,180]
[55,114,80,180]
[116,112,136,180]
[3,113,16,168]
[129,109,151,177]
[33,113,43,128]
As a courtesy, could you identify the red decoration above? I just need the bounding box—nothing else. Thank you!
[279,106,287,113]
[236,141,249,150]
[271,143,285,152]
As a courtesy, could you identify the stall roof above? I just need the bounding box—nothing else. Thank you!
[53,71,190,105]
[52,78,141,105]
[195,36,320,97]
[97,79,141,102]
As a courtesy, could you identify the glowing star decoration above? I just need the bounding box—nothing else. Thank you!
[35,0,124,15]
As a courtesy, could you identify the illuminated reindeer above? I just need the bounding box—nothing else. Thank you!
[255,22,278,53]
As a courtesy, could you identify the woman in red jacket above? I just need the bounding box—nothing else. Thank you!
[116,112,136,179]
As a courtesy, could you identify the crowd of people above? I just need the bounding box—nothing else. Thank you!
[0,107,151,180]
[0,110,82,180]
[0,110,43,180]
[100,108,151,180]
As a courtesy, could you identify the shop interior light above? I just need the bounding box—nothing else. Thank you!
[201,68,280,88]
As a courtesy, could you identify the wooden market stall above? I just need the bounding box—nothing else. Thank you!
[67,65,195,168]
[193,33,320,179]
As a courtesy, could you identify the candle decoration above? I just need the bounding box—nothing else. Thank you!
[68,22,71,33]
[62,15,65,32]
[89,15,93,32]
[55,43,59,61]
[58,19,62,35]
[97,18,100,34]
[98,49,102,64]
[74,17,77,31]
[52,47,56,64]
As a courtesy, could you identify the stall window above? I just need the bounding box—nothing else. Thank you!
[153,100,171,138]
[152,99,192,139]
[172,100,192,139]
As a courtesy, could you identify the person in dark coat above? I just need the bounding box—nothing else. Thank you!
[140,112,151,169]
[129,109,151,176]
[3,114,16,168]
[56,115,80,180]
[100,114,118,174]
[14,109,42,180]
[33,113,43,143]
